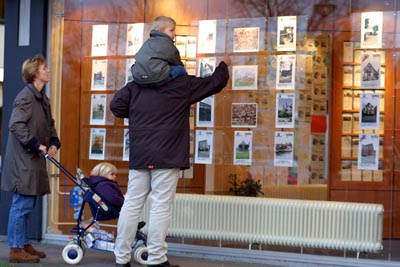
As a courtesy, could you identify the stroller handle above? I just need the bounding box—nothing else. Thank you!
[40,151,87,191]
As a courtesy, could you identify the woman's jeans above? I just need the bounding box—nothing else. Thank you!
[8,193,37,248]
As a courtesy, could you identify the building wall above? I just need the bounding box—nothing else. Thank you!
[0,0,48,240]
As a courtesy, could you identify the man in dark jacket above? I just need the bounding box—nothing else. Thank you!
[110,55,230,267]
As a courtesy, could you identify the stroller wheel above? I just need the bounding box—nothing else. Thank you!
[133,245,148,265]
[62,243,84,265]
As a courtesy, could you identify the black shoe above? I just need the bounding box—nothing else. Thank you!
[116,263,131,267]
[147,261,179,267]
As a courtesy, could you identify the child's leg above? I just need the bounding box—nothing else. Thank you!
[170,65,187,79]
[140,65,187,88]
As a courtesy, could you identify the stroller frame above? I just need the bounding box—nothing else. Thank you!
[42,153,148,265]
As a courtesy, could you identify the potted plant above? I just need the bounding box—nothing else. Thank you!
[228,172,264,197]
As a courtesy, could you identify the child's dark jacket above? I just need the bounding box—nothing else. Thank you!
[85,175,124,212]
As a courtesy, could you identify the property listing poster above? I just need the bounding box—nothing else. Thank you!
[342,65,353,87]
[125,58,135,84]
[91,59,108,90]
[276,54,296,89]
[198,57,216,77]
[353,65,361,87]
[195,130,214,164]
[361,12,383,49]
[233,131,253,165]
[186,36,197,58]
[380,66,385,89]
[90,94,107,125]
[343,42,354,62]
[274,131,294,167]
[275,93,295,128]
[358,133,379,170]
[122,128,129,161]
[277,16,297,51]
[176,36,197,59]
[232,27,260,52]
[175,36,187,58]
[360,53,381,88]
[232,65,258,90]
[89,128,106,160]
[185,60,197,76]
[231,103,258,128]
[91,25,108,56]
[126,23,144,56]
[354,48,363,63]
[196,96,214,127]
[197,20,216,54]
[359,93,380,130]
[181,157,194,179]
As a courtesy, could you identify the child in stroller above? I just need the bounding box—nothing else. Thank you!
[84,162,124,215]
[80,162,124,241]
[41,153,148,265]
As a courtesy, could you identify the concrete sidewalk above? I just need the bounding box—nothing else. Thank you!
[1,235,399,267]
[0,236,275,267]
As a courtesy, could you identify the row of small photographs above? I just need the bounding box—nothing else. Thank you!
[89,128,129,161]
[341,135,384,159]
[91,54,297,91]
[90,94,296,129]
[88,128,293,167]
[342,93,382,131]
[343,89,385,111]
[89,126,380,171]
[91,23,263,57]
[91,11,383,58]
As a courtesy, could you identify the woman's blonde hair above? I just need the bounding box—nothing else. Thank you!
[22,54,46,84]
[90,162,118,177]
[151,16,176,32]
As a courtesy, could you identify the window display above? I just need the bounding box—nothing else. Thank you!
[48,0,400,252]
[81,16,333,190]
[339,41,385,181]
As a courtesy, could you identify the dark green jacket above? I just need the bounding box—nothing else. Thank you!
[131,30,183,85]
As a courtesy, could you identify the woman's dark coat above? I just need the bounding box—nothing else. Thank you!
[1,84,61,196]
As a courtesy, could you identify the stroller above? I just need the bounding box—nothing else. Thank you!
[42,153,148,265]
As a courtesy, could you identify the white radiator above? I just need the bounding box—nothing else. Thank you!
[140,194,383,253]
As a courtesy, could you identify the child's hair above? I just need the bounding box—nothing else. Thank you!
[90,162,117,177]
[151,16,176,32]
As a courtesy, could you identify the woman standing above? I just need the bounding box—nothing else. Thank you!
[1,54,61,263]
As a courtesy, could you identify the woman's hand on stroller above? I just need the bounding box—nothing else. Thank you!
[39,145,48,156]
[47,145,58,158]
[39,144,58,158]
